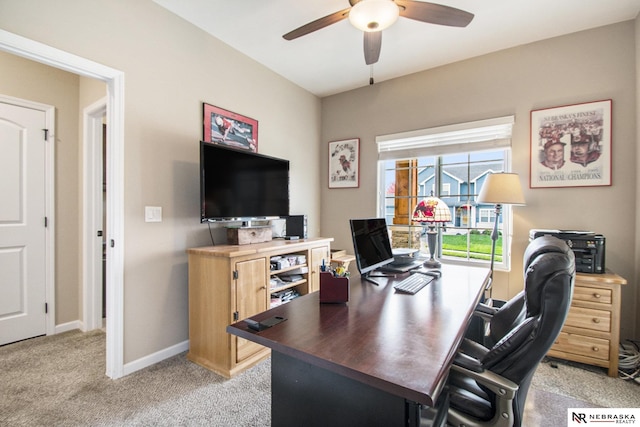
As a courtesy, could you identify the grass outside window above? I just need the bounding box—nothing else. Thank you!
[442,232,502,262]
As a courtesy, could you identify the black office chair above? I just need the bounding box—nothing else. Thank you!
[466,234,563,348]
[467,289,526,348]
[446,236,575,427]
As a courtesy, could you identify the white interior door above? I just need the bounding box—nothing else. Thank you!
[0,101,48,345]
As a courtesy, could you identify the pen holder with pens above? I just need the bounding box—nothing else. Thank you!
[319,271,349,303]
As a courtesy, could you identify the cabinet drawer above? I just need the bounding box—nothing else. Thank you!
[573,286,612,305]
[564,306,611,333]
[553,332,610,361]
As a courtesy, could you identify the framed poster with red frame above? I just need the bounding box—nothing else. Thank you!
[203,103,258,152]
[328,138,360,188]
[530,99,611,188]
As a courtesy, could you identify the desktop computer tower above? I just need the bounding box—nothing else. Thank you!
[285,215,307,239]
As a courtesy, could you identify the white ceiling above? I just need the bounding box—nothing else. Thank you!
[153,0,640,97]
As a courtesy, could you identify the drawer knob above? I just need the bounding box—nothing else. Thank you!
[593,293,601,299]
[592,318,600,323]
[592,346,599,352]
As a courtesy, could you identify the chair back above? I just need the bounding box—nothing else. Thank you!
[481,235,575,424]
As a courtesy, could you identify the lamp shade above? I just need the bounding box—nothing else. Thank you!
[413,196,452,223]
[477,173,526,205]
[349,0,399,32]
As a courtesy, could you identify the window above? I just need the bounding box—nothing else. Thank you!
[479,208,496,224]
[432,183,450,196]
[376,116,515,270]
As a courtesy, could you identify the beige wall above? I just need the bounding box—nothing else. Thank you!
[79,76,107,110]
[0,0,321,363]
[0,51,82,325]
[321,22,638,340]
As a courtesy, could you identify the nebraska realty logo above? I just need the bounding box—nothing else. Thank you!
[569,408,639,425]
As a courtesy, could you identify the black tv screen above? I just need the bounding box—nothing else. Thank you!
[200,142,290,222]
[349,218,395,275]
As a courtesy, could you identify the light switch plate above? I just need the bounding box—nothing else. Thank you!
[145,206,162,222]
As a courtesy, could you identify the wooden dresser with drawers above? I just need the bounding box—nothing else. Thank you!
[548,270,627,377]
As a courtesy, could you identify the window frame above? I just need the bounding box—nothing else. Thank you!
[375,116,516,272]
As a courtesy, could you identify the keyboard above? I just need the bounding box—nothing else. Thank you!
[393,273,434,294]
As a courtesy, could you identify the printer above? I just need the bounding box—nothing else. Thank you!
[529,229,605,274]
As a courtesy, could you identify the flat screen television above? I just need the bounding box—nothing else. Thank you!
[200,141,290,222]
[349,218,394,276]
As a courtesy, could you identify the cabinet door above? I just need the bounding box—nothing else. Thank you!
[235,257,268,362]
[309,245,330,293]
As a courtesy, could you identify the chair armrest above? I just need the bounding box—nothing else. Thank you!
[473,297,509,321]
[450,364,518,400]
[473,302,498,324]
[448,364,519,427]
[458,338,490,360]
[453,352,483,372]
[475,302,498,316]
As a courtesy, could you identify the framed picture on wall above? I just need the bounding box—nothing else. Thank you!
[328,138,360,189]
[203,103,258,152]
[530,99,612,188]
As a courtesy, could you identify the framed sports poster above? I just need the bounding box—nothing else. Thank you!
[328,138,360,188]
[203,103,258,152]
[530,99,612,188]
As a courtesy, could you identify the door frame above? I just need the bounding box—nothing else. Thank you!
[0,94,55,339]
[82,98,106,332]
[0,29,127,379]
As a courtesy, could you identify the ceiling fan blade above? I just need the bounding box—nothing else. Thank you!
[364,31,382,65]
[283,7,352,40]
[395,0,474,28]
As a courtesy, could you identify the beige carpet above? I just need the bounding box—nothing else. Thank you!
[0,330,270,426]
[524,358,640,426]
[1,329,638,426]
[532,358,640,408]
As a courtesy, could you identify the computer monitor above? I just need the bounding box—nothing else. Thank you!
[349,218,395,277]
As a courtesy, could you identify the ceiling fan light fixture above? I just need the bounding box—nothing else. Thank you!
[349,0,399,32]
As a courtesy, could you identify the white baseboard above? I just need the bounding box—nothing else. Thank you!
[55,320,83,334]
[53,323,189,377]
[123,340,189,376]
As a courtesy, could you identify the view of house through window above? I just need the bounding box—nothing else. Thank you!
[380,149,510,267]
[378,116,511,269]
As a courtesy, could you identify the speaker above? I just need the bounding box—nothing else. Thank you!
[285,215,307,239]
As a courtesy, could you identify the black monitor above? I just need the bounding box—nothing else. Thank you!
[349,218,395,277]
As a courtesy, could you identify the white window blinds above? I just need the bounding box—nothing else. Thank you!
[376,115,515,160]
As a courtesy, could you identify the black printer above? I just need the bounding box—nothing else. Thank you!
[529,229,605,274]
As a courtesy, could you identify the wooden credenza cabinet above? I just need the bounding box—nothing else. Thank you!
[548,270,627,377]
[186,237,332,378]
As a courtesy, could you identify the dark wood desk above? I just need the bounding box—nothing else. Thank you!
[227,264,490,427]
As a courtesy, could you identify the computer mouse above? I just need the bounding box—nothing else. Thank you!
[422,269,442,278]
[412,267,442,278]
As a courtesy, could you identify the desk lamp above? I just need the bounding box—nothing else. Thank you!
[476,173,526,278]
[412,195,451,268]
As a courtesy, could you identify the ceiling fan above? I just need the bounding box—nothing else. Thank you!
[283,0,474,66]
